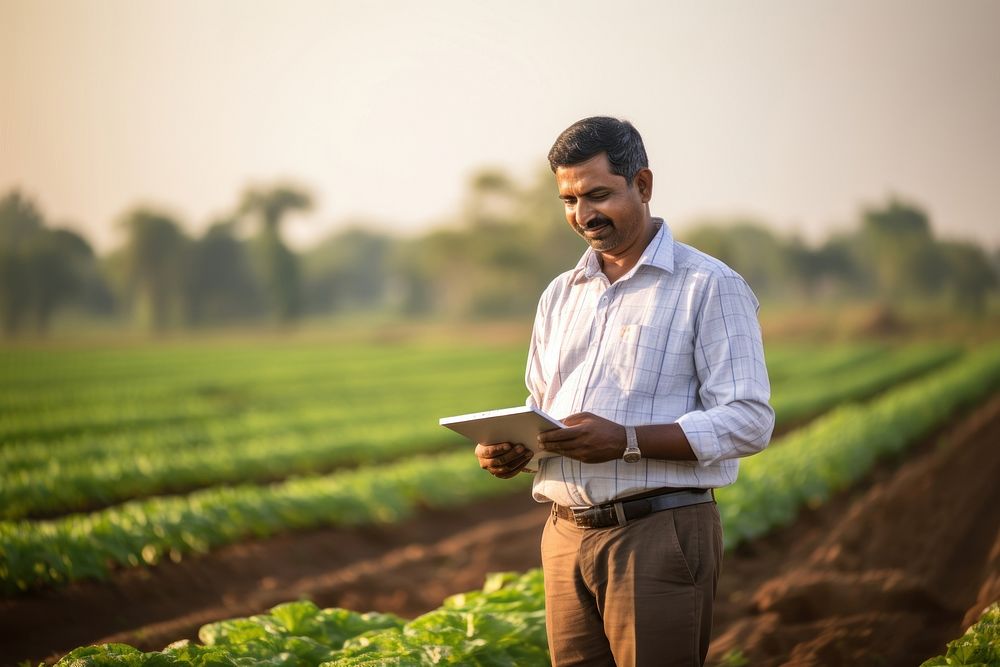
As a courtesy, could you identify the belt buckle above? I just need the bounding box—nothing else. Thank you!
[571,503,627,529]
[612,501,627,527]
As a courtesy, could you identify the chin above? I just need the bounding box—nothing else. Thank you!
[586,239,615,251]
[575,228,620,252]
[583,234,622,252]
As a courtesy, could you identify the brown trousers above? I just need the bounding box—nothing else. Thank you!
[541,501,724,667]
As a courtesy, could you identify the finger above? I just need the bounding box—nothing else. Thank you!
[480,445,530,468]
[487,444,530,466]
[476,442,516,458]
[538,425,584,444]
[487,451,534,477]
[536,437,577,454]
[560,412,593,426]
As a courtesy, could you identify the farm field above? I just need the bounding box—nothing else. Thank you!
[1,331,998,665]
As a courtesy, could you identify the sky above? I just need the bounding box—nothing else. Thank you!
[2,0,999,254]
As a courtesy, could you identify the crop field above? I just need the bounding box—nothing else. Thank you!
[1,333,998,665]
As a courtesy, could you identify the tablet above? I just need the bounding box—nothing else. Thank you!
[439,405,565,458]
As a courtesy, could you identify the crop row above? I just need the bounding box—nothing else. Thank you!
[0,349,525,443]
[919,602,1000,666]
[0,340,521,395]
[1,345,957,520]
[56,570,549,666]
[0,450,534,594]
[763,341,886,382]
[718,343,999,546]
[0,372,521,472]
[3,345,997,596]
[0,395,515,520]
[49,561,1000,667]
[0,340,894,442]
[768,344,959,425]
[1,372,522,472]
[0,344,341,404]
[50,339,1000,667]
[0,343,524,416]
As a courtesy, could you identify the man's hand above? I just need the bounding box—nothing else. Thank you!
[537,412,625,463]
[476,442,534,479]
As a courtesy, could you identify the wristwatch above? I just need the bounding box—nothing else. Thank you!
[623,425,641,463]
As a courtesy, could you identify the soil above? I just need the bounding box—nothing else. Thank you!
[2,396,998,667]
[706,394,1000,667]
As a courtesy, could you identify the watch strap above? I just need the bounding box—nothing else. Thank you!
[623,425,641,462]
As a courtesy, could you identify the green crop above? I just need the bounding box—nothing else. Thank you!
[0,343,528,519]
[769,343,959,425]
[1,343,956,519]
[1,343,989,593]
[764,341,887,382]
[920,602,1000,666]
[40,345,1000,665]
[0,452,533,593]
[53,570,549,667]
[718,344,1000,546]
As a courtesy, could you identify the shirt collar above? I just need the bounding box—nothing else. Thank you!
[570,217,675,284]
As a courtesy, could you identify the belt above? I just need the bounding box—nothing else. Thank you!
[552,488,714,529]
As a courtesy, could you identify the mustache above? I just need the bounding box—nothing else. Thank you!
[584,215,613,230]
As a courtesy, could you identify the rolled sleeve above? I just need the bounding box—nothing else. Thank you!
[678,274,774,466]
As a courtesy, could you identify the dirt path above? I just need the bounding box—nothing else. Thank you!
[2,397,998,667]
[705,394,1000,666]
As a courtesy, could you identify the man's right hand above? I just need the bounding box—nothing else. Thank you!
[476,442,534,479]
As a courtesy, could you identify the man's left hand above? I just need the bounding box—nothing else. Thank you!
[537,412,625,463]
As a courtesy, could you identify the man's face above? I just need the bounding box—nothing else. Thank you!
[555,153,651,255]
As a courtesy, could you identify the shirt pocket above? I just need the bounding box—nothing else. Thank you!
[607,323,672,396]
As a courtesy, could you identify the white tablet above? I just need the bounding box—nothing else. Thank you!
[439,405,565,458]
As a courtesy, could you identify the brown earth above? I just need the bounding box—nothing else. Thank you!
[706,393,1000,667]
[2,396,998,667]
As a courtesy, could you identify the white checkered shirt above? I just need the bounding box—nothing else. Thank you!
[526,219,774,507]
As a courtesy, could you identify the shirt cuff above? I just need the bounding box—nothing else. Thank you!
[675,411,723,466]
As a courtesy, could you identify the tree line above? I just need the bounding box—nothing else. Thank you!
[1,166,997,337]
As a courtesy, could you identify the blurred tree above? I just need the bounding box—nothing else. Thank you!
[185,219,263,325]
[937,241,998,314]
[517,163,587,284]
[118,208,189,332]
[388,236,435,316]
[786,235,864,299]
[0,190,105,336]
[679,221,791,297]
[463,167,518,229]
[858,198,945,303]
[395,165,582,319]
[238,184,312,322]
[303,226,394,314]
[466,224,547,317]
[402,228,475,317]
[0,190,43,335]
[24,228,97,332]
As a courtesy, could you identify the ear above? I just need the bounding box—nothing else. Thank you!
[634,168,653,203]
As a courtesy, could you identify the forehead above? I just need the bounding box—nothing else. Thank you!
[555,153,625,193]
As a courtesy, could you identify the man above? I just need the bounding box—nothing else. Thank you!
[475,116,774,667]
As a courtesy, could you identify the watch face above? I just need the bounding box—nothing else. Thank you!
[623,451,641,463]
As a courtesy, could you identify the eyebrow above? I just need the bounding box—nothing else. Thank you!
[559,186,612,200]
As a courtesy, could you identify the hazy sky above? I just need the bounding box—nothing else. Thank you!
[2,0,999,253]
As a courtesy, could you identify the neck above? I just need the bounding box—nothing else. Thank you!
[599,218,657,283]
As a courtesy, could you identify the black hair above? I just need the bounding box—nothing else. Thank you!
[547,116,648,184]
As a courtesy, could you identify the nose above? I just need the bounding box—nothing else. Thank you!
[574,198,594,227]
